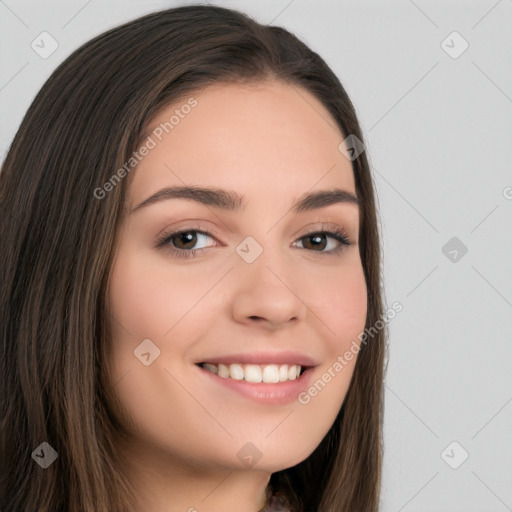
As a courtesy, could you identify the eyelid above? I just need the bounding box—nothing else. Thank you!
[155,221,223,242]
[294,221,352,243]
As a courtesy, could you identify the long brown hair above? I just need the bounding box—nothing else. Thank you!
[0,5,385,511]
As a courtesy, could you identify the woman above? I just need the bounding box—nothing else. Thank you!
[0,5,385,511]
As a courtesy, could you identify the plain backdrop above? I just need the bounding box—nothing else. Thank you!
[1,1,511,511]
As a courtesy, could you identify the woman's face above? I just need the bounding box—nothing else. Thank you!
[107,80,367,475]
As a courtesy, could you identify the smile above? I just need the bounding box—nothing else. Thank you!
[198,362,306,383]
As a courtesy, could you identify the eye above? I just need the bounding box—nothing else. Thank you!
[156,228,217,259]
[294,228,351,254]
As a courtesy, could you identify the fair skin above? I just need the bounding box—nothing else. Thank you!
[106,80,367,512]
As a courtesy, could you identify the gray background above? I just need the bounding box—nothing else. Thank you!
[1,1,511,510]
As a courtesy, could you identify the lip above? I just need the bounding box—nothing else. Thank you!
[195,350,318,367]
[195,363,316,405]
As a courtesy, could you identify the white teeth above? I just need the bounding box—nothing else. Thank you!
[262,364,280,383]
[217,363,230,378]
[288,365,298,380]
[244,364,262,383]
[229,363,244,380]
[202,362,303,382]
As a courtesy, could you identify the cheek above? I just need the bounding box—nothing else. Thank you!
[279,258,366,458]
[106,250,219,456]
[307,257,368,346]
[108,247,206,340]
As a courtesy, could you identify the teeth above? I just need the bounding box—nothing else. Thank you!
[217,364,230,378]
[288,365,298,380]
[229,363,244,380]
[201,363,303,382]
[244,364,262,383]
[203,363,218,374]
[262,365,280,383]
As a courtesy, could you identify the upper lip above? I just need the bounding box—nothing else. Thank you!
[196,351,318,367]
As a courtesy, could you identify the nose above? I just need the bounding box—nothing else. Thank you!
[230,247,308,330]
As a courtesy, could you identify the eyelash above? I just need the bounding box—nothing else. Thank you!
[155,225,352,260]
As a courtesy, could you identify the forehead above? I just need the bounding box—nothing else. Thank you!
[129,80,356,208]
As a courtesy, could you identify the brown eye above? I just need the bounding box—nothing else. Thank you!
[294,229,351,254]
[171,231,198,249]
[156,229,217,258]
[301,233,328,251]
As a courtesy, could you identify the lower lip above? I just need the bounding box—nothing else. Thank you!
[196,365,315,405]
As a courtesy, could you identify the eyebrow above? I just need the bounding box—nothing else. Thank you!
[129,185,360,215]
